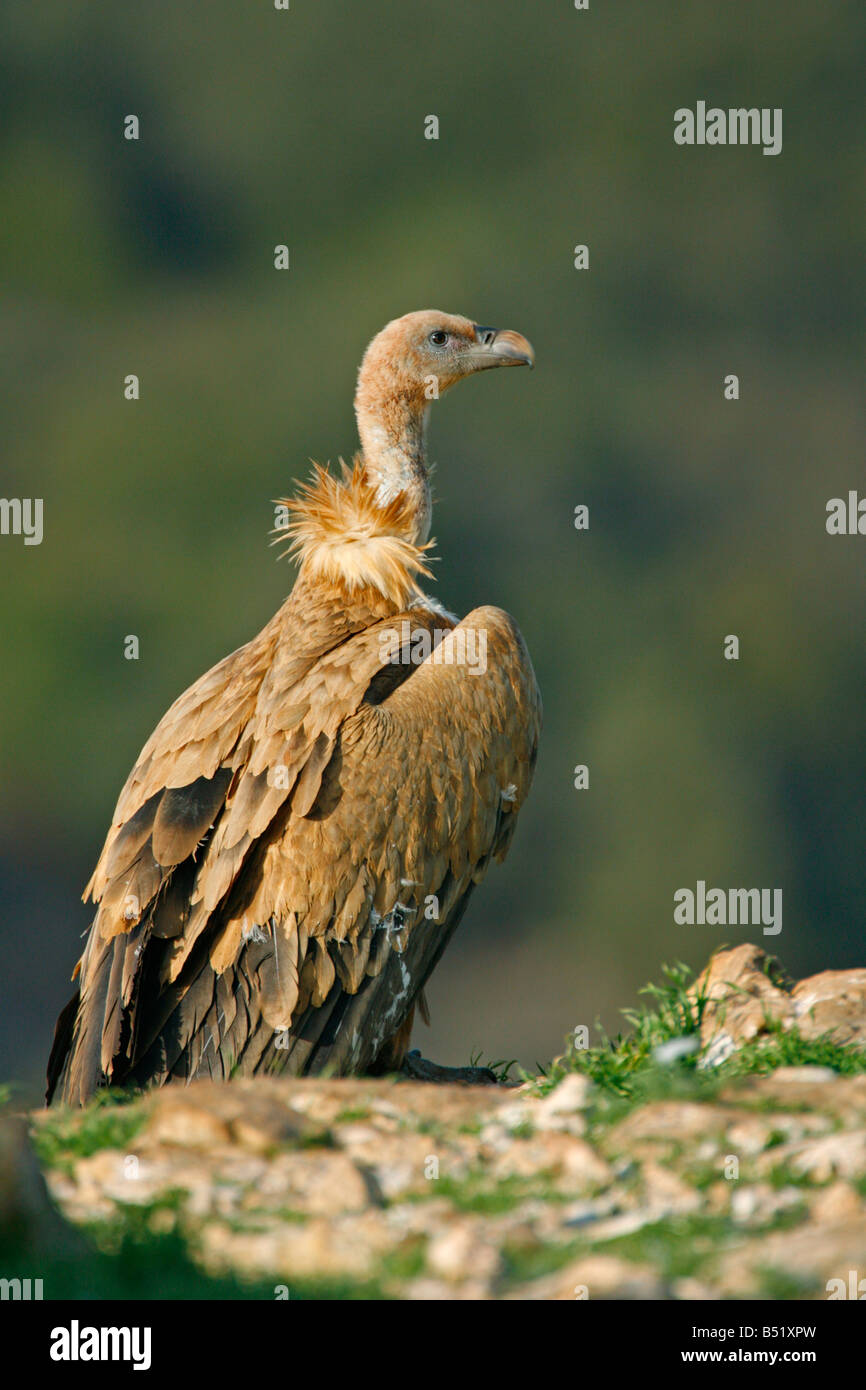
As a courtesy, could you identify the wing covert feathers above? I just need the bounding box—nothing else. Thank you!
[51,463,540,1105]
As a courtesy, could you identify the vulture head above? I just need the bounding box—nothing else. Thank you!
[354,310,534,546]
[356,309,534,406]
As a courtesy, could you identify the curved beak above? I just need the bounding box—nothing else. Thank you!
[468,324,535,370]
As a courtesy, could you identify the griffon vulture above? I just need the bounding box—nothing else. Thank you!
[47,310,541,1105]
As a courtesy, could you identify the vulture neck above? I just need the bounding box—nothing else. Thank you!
[355,386,432,545]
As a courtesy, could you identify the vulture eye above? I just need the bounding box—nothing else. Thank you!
[428,330,448,346]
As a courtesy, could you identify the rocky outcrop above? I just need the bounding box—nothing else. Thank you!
[13,946,866,1300]
[694,943,866,1064]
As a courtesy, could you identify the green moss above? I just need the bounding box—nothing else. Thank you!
[682,1161,727,1192]
[765,1162,825,1191]
[509,1120,536,1140]
[764,1129,788,1149]
[32,1090,146,1171]
[593,1213,736,1281]
[754,1265,819,1300]
[381,1236,427,1283]
[294,1127,337,1151]
[720,1027,866,1079]
[209,1207,311,1235]
[500,1237,584,1285]
[411,1168,562,1216]
[530,961,709,1101]
[528,962,866,1129]
[595,1205,811,1284]
[266,1207,311,1225]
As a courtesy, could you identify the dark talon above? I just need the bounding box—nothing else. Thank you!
[401,1051,499,1085]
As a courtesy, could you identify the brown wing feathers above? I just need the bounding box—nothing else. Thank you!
[51,594,538,1103]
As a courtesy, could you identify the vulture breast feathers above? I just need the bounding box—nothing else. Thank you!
[48,310,541,1105]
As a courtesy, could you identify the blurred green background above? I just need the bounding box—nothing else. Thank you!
[2,0,864,1096]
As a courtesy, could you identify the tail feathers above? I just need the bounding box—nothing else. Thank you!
[45,991,80,1104]
[48,888,474,1104]
[50,936,118,1106]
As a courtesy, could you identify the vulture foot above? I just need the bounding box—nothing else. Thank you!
[401,1049,499,1086]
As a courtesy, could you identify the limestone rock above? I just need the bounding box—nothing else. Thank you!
[28,945,866,1300]
[695,945,866,1055]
